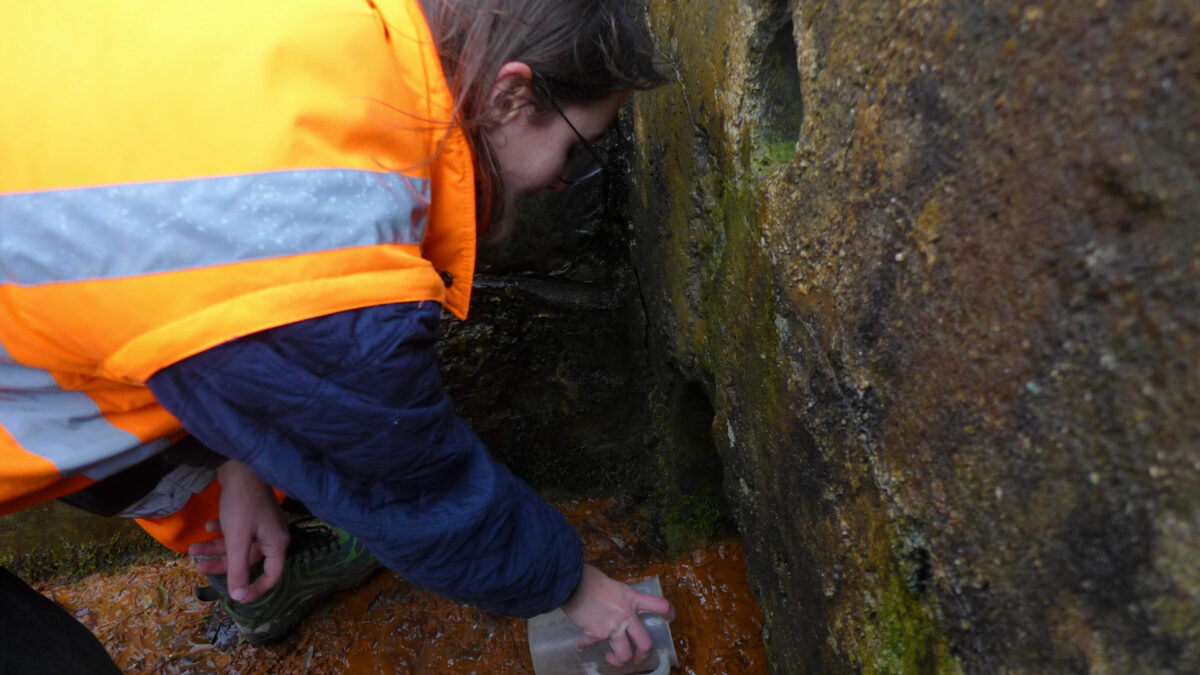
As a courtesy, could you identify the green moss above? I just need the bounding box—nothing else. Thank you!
[748,130,798,177]
[856,562,960,675]
[645,174,789,556]
[0,529,171,585]
[1149,512,1200,646]
[0,501,175,584]
[703,180,789,416]
[765,138,798,168]
[660,494,733,555]
[650,382,738,556]
[632,12,793,557]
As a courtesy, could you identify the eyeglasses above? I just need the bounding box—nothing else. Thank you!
[546,97,609,185]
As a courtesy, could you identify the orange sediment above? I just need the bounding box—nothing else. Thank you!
[38,499,767,674]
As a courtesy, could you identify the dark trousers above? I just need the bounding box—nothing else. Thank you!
[0,566,121,674]
[0,439,224,673]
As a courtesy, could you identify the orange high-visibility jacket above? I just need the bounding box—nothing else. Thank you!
[0,0,476,513]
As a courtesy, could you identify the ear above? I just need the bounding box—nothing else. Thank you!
[485,61,535,125]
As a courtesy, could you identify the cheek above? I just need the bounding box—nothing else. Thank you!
[493,142,534,195]
[531,150,566,183]
[490,124,571,196]
[515,143,569,194]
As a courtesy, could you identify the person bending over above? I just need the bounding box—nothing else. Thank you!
[0,0,671,670]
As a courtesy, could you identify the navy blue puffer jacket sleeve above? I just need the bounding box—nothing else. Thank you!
[146,302,583,618]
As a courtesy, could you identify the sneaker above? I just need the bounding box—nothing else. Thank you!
[196,519,381,644]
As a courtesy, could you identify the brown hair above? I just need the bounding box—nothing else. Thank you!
[417,0,666,238]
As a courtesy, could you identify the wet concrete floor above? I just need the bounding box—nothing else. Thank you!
[35,498,767,674]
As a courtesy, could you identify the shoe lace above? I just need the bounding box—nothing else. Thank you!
[286,520,341,561]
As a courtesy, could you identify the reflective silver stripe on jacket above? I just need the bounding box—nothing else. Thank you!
[0,169,431,285]
[0,342,170,480]
[116,463,217,519]
[0,167,429,480]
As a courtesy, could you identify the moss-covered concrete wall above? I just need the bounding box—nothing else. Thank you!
[441,182,659,500]
[628,0,1200,672]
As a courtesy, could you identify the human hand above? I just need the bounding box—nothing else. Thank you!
[560,564,676,667]
[188,460,289,603]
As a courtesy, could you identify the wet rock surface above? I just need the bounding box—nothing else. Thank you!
[630,0,1200,673]
[440,185,659,499]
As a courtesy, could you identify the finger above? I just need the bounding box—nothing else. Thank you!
[204,519,222,533]
[243,537,288,602]
[188,537,227,558]
[224,530,253,602]
[626,615,655,663]
[190,538,229,574]
[576,632,604,650]
[637,594,676,622]
[192,557,228,575]
[241,573,274,603]
[605,627,634,667]
[246,541,266,565]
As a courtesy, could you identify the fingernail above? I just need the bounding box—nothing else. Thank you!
[230,588,247,601]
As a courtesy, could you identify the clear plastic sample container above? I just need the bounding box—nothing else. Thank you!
[527,577,679,675]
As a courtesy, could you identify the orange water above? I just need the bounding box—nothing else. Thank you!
[39,499,767,674]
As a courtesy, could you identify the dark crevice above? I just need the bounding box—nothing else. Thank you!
[658,379,739,553]
[747,11,804,172]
